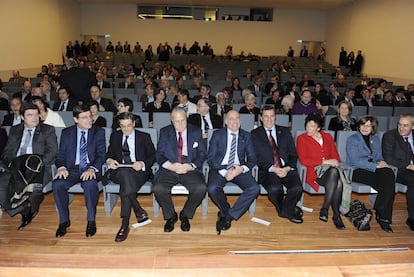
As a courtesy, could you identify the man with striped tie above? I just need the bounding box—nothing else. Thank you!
[52,104,106,238]
[207,110,260,235]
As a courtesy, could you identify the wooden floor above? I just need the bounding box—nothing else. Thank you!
[1,192,414,276]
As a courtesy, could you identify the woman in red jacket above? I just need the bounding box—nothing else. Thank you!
[296,114,345,229]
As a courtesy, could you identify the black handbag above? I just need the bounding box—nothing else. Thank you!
[346,199,372,231]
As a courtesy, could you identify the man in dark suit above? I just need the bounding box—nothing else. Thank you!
[192,84,216,104]
[118,75,135,89]
[90,85,117,113]
[12,81,32,103]
[188,98,223,140]
[152,107,207,233]
[95,72,111,89]
[59,59,95,103]
[211,92,231,118]
[2,96,22,126]
[52,87,77,112]
[251,106,303,224]
[207,110,260,235]
[52,104,106,238]
[382,114,414,232]
[1,103,57,230]
[106,112,155,242]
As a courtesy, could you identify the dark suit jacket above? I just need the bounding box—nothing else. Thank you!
[99,97,117,113]
[211,104,231,117]
[207,128,256,171]
[97,81,111,89]
[55,125,106,173]
[155,124,207,176]
[112,114,143,130]
[60,67,95,102]
[0,127,7,159]
[188,113,223,130]
[118,83,135,89]
[106,129,156,176]
[382,129,413,169]
[2,114,15,126]
[52,99,77,111]
[239,106,261,122]
[2,123,57,184]
[251,125,297,182]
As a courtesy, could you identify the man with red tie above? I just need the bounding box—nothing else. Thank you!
[152,107,207,232]
[251,106,303,224]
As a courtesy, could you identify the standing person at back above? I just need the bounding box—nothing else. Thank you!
[207,110,260,235]
[251,106,303,224]
[382,114,414,232]
[60,59,95,103]
[52,104,106,238]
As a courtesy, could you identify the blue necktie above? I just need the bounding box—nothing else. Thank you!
[227,133,237,169]
[79,131,88,172]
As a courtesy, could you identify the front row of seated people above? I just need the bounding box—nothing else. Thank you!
[0,103,413,243]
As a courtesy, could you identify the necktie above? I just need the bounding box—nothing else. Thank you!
[122,135,132,164]
[59,102,65,111]
[227,133,237,169]
[268,129,281,168]
[404,137,414,163]
[220,106,224,118]
[202,115,209,133]
[20,129,32,155]
[79,131,88,172]
[177,132,183,163]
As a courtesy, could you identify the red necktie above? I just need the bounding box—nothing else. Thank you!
[268,129,281,168]
[177,132,183,163]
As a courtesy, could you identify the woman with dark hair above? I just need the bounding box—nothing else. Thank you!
[316,93,336,120]
[31,96,66,127]
[112,98,143,130]
[346,115,396,232]
[230,77,242,96]
[145,89,171,128]
[87,100,107,127]
[297,114,345,229]
[328,101,357,132]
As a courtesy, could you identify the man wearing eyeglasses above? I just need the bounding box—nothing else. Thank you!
[52,104,106,238]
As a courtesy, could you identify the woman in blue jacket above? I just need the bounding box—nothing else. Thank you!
[346,115,395,233]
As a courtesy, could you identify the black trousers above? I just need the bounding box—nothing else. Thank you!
[110,168,149,218]
[396,168,414,219]
[352,167,395,222]
[261,170,303,217]
[152,170,206,220]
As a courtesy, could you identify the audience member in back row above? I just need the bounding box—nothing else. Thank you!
[12,81,32,103]
[357,87,377,107]
[382,114,414,232]
[174,89,197,117]
[292,89,318,115]
[328,101,357,133]
[188,98,223,140]
[2,97,22,126]
[192,84,216,104]
[346,115,396,233]
[52,87,77,112]
[265,88,282,110]
[112,98,143,130]
[31,96,66,128]
[239,93,260,127]
[315,93,336,122]
[90,85,117,114]
[87,100,107,128]
[296,114,345,230]
[145,88,171,128]
[211,92,231,119]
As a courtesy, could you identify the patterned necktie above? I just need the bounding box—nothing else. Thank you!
[268,129,281,168]
[20,129,32,155]
[122,135,132,164]
[79,131,88,172]
[202,115,210,133]
[227,133,237,169]
[404,137,414,163]
[177,132,183,163]
[59,102,65,111]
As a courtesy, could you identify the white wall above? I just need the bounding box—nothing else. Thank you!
[326,0,414,85]
[80,4,327,57]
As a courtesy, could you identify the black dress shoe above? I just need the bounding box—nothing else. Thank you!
[134,207,149,223]
[216,212,231,235]
[115,227,130,242]
[377,219,393,233]
[333,216,346,230]
[319,208,328,222]
[164,213,178,232]
[56,221,71,238]
[280,212,303,224]
[180,217,190,232]
[295,206,304,218]
[18,213,34,230]
[86,221,97,237]
[406,218,414,232]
